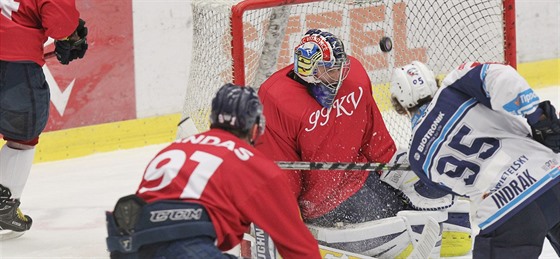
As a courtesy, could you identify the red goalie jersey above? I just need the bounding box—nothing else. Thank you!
[136,128,320,258]
[256,56,397,220]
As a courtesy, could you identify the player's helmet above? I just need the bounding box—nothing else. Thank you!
[390,61,438,109]
[294,29,350,108]
[210,84,265,139]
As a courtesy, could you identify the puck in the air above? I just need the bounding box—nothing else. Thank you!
[380,37,393,52]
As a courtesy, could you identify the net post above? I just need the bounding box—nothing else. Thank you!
[503,0,517,68]
[231,0,322,86]
[231,4,247,85]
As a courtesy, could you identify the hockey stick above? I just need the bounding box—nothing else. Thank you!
[275,161,411,171]
[251,224,278,259]
[176,116,200,139]
[44,51,56,59]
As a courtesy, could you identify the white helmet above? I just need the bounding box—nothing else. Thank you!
[390,61,438,109]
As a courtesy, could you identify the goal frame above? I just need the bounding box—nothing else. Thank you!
[182,0,519,143]
[230,0,517,86]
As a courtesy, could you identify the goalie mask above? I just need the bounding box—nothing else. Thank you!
[210,83,265,143]
[390,61,438,111]
[294,29,350,108]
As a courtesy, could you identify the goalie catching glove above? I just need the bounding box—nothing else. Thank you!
[528,101,560,153]
[55,18,88,65]
[380,150,455,211]
[381,169,455,211]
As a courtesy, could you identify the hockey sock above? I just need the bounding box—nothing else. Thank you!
[0,145,35,199]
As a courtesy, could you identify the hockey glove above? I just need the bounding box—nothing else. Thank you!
[528,101,560,153]
[380,170,455,211]
[55,18,88,65]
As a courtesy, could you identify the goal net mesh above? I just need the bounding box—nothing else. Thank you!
[181,0,514,148]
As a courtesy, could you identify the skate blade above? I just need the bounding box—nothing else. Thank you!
[0,230,26,240]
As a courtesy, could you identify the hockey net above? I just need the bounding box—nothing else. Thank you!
[180,0,516,148]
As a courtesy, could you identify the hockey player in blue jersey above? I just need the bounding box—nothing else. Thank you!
[389,61,560,258]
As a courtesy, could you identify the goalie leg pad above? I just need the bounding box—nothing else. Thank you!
[397,210,447,259]
[307,210,447,259]
[307,216,411,259]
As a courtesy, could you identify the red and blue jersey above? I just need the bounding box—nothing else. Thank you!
[0,0,79,65]
[136,128,320,258]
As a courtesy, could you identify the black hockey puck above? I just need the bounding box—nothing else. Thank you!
[380,37,393,52]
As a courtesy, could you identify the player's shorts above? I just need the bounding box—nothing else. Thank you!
[150,237,237,259]
[0,61,50,141]
[106,195,224,259]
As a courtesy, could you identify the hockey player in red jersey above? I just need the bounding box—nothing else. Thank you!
[105,84,321,259]
[257,28,407,223]
[0,0,88,238]
[256,29,472,257]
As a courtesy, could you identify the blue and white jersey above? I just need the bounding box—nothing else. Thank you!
[408,62,560,233]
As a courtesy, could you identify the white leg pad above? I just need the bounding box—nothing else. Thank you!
[397,210,447,259]
[306,210,447,259]
[307,217,409,258]
[0,145,35,199]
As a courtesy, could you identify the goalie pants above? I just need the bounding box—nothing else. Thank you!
[473,182,560,259]
[0,61,50,141]
[306,172,413,227]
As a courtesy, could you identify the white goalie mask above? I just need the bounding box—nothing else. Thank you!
[390,61,438,109]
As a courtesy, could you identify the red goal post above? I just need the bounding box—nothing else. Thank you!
[181,0,516,148]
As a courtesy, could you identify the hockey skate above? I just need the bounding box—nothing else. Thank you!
[0,185,32,240]
[441,200,472,257]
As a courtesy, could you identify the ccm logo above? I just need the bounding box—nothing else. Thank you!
[150,208,203,222]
